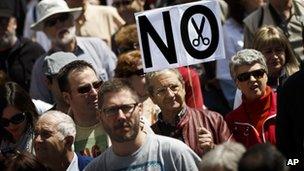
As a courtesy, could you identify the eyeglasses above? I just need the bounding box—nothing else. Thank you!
[112,0,133,8]
[0,112,26,127]
[155,84,180,96]
[77,80,103,94]
[102,103,138,117]
[44,13,70,28]
[236,69,266,82]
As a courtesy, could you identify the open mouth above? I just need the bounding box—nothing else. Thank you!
[250,84,259,91]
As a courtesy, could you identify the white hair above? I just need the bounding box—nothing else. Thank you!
[40,110,76,141]
[199,141,246,171]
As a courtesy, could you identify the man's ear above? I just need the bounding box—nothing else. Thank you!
[64,136,74,150]
[62,92,71,105]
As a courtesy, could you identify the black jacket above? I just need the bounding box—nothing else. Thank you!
[277,69,304,169]
[0,37,45,91]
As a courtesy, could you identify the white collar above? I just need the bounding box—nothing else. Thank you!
[66,152,79,171]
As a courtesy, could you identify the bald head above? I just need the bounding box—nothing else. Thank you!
[38,110,76,140]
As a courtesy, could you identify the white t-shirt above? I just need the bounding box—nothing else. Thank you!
[84,134,201,171]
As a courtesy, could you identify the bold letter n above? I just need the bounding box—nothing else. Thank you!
[138,12,177,68]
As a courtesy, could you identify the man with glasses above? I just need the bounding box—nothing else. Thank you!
[57,60,108,157]
[84,78,201,171]
[145,69,232,157]
[0,0,45,92]
[30,0,117,104]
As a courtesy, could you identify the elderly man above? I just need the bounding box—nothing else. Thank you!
[0,0,45,91]
[85,78,200,170]
[30,0,117,104]
[146,68,232,156]
[34,110,92,171]
[57,60,108,157]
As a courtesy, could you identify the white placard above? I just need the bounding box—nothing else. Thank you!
[135,0,225,72]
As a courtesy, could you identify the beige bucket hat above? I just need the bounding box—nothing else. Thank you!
[31,0,82,31]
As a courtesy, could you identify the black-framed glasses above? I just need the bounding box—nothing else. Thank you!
[102,103,138,117]
[0,112,26,127]
[236,69,266,82]
[44,13,70,28]
[77,80,103,94]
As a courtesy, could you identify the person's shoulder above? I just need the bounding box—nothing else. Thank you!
[153,134,191,151]
[282,69,304,88]
[76,37,109,48]
[18,37,46,53]
[84,148,110,171]
[243,5,265,26]
[89,4,118,14]
[188,107,224,121]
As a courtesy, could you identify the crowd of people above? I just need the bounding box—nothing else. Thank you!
[0,0,304,170]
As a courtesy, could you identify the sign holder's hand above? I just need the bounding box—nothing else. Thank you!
[197,127,215,152]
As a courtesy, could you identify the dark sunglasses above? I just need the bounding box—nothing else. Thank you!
[44,13,70,28]
[77,80,103,94]
[236,69,266,82]
[0,112,26,127]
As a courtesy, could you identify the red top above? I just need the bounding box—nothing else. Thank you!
[225,86,277,148]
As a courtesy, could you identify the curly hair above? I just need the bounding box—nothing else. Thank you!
[115,50,143,78]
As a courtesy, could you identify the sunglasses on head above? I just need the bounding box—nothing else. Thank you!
[236,69,266,82]
[44,13,70,28]
[0,112,26,127]
[77,80,103,94]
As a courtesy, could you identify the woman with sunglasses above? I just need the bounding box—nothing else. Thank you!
[225,49,276,149]
[233,25,300,109]
[0,82,38,156]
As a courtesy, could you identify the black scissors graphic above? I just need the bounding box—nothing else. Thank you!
[191,16,210,47]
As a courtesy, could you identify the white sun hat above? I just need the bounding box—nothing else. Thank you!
[31,0,82,31]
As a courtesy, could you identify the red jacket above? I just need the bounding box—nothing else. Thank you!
[225,86,276,148]
[152,106,232,157]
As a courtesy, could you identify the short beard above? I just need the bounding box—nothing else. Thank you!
[0,31,17,50]
[54,26,76,47]
[104,118,140,143]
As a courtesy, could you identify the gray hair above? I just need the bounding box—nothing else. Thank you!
[145,68,184,96]
[40,110,76,141]
[199,141,246,171]
[229,49,268,81]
